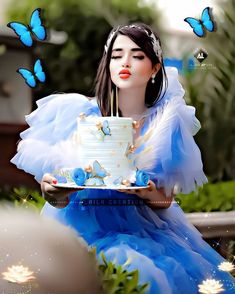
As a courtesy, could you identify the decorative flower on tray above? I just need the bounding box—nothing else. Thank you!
[52,169,73,183]
[72,168,88,186]
[70,161,109,186]
[135,170,150,186]
[113,169,149,187]
[53,161,109,186]
[54,174,67,183]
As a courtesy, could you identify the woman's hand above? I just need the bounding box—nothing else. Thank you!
[117,180,174,209]
[41,173,84,208]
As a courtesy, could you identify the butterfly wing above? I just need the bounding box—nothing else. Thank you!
[85,177,104,186]
[17,68,36,88]
[34,59,46,83]
[93,161,108,178]
[90,129,104,141]
[125,143,132,159]
[102,120,111,135]
[93,178,105,185]
[201,7,214,32]
[184,17,204,37]
[113,176,123,185]
[30,8,46,41]
[7,22,33,47]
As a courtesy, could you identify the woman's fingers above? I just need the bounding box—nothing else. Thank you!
[147,180,155,191]
[42,174,84,192]
[42,182,58,195]
[117,189,136,194]
[42,173,56,184]
[43,183,76,195]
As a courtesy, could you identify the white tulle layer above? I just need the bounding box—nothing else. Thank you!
[11,93,100,182]
[135,87,208,196]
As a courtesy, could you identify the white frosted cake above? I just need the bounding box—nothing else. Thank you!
[54,114,150,188]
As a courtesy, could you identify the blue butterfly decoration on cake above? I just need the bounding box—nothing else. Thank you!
[85,160,109,186]
[184,7,215,37]
[92,120,111,141]
[98,120,111,137]
[7,8,46,47]
[101,120,111,136]
[17,59,46,88]
[125,142,136,161]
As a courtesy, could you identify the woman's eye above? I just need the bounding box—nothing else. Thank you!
[133,56,145,60]
[111,55,144,60]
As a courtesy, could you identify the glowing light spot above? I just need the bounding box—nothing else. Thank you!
[198,279,224,293]
[218,261,235,272]
[2,265,36,284]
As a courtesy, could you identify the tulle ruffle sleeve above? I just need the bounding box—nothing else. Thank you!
[11,93,100,182]
[135,67,208,196]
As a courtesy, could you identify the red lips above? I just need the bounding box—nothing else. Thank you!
[119,69,131,74]
[119,69,131,79]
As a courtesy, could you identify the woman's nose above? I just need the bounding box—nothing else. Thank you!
[122,55,131,68]
[122,63,131,68]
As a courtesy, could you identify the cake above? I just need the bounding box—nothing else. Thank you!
[53,114,150,188]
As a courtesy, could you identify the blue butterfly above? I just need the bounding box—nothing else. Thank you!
[113,176,123,186]
[93,120,111,141]
[92,160,109,178]
[7,8,46,47]
[101,120,111,136]
[184,7,215,37]
[17,59,46,88]
[85,161,109,186]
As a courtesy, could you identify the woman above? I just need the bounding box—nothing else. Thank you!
[11,23,235,293]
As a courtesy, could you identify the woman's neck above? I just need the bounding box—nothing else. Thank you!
[118,87,147,120]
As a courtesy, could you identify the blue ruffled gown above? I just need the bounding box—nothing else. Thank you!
[11,67,235,293]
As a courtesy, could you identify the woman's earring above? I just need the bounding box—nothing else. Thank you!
[151,74,156,84]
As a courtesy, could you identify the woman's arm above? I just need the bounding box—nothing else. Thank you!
[117,180,174,209]
[136,180,174,209]
[142,182,174,209]
[41,174,83,208]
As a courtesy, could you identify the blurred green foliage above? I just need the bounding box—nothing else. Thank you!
[184,0,235,182]
[177,181,235,213]
[5,0,162,100]
[96,250,149,294]
[0,186,45,211]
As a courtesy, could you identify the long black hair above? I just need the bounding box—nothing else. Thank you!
[95,23,167,116]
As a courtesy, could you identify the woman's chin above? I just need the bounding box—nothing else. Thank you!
[113,80,147,90]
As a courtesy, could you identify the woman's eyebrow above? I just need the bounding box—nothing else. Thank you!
[112,48,144,52]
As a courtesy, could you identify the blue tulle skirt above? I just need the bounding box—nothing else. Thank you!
[42,189,235,294]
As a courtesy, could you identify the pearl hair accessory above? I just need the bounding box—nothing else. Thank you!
[104,25,162,62]
[104,27,119,54]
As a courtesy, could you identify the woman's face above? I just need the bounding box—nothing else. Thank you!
[109,34,157,90]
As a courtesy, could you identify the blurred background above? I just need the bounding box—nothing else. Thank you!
[0,0,234,262]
